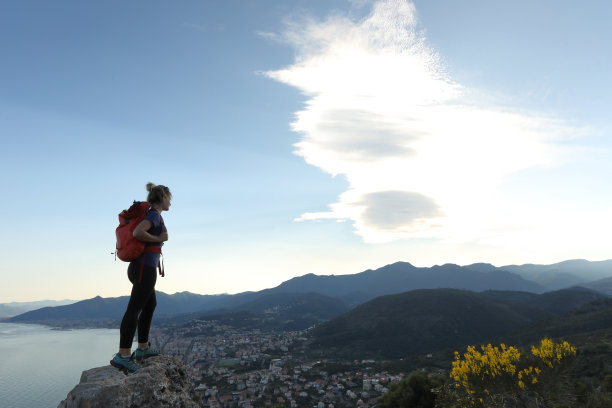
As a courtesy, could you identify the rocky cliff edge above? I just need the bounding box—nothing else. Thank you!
[58,355,200,408]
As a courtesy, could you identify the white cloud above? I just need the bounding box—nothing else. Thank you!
[266,0,584,245]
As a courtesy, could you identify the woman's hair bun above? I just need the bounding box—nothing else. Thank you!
[146,182,171,204]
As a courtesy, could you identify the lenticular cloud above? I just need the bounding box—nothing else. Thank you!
[265,0,574,243]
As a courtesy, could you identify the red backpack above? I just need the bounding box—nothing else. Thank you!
[115,201,161,262]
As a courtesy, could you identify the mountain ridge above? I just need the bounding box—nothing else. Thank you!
[5,259,611,327]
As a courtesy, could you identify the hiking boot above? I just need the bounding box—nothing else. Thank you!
[134,343,161,361]
[110,353,140,372]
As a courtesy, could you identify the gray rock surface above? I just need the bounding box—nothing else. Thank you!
[58,355,200,408]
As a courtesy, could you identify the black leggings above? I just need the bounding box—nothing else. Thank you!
[119,261,157,349]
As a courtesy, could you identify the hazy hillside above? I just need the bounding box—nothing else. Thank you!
[6,291,349,331]
[162,293,351,332]
[7,296,128,322]
[6,292,226,324]
[580,276,612,296]
[498,259,612,290]
[0,299,76,319]
[233,292,349,321]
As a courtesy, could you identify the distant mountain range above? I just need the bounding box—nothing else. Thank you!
[268,261,545,304]
[0,299,76,319]
[4,293,220,324]
[4,259,611,328]
[262,259,612,301]
[469,259,612,291]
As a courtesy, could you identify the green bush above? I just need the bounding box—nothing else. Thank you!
[378,371,444,408]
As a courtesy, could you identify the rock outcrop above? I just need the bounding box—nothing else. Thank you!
[58,355,200,408]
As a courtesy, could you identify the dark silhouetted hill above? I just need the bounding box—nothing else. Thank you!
[310,289,531,359]
[309,287,608,359]
[482,286,607,319]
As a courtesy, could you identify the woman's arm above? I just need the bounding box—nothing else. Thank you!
[133,220,168,243]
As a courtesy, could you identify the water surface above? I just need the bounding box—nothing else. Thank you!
[0,323,119,408]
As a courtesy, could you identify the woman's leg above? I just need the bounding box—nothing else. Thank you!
[137,289,157,347]
[118,261,156,355]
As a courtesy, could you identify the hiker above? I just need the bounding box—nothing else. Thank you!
[111,182,171,372]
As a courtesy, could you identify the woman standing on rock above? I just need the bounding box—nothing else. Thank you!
[111,182,171,372]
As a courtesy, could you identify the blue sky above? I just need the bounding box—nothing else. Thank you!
[1,0,611,302]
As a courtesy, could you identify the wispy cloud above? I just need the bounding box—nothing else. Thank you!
[266,0,581,244]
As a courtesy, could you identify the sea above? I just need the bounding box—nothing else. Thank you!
[0,323,120,408]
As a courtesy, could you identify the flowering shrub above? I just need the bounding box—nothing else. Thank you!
[451,343,521,396]
[530,337,576,369]
[439,338,576,407]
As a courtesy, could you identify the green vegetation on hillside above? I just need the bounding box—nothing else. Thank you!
[309,288,609,360]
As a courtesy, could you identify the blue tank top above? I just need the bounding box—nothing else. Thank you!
[139,210,164,267]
